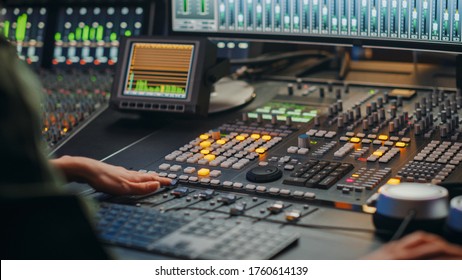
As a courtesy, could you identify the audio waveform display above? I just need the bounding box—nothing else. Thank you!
[123,43,194,99]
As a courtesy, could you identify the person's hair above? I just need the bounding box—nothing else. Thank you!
[0,39,59,186]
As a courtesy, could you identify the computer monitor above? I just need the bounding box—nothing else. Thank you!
[0,6,48,65]
[111,36,217,116]
[169,0,462,53]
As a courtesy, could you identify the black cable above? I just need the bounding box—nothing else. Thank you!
[391,210,416,241]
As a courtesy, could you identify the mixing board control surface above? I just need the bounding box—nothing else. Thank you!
[131,83,462,209]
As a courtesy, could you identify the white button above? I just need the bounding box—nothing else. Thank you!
[169,165,182,172]
[158,163,171,171]
[210,170,222,177]
[184,167,196,174]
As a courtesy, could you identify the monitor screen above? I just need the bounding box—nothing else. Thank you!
[170,0,462,53]
[53,6,145,67]
[122,42,195,100]
[0,6,47,65]
[111,37,217,116]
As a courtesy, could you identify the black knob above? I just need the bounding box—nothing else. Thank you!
[246,166,283,183]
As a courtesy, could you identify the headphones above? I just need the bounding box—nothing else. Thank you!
[373,183,462,244]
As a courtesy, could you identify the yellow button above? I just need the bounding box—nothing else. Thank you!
[204,154,216,161]
[216,139,227,145]
[255,147,267,154]
[395,142,406,148]
[378,135,389,141]
[350,137,361,143]
[198,168,210,176]
[262,135,272,141]
[373,151,384,157]
[199,134,209,140]
[251,134,261,140]
[200,141,211,148]
[352,174,360,178]
[236,135,246,141]
[200,149,210,155]
[387,178,401,185]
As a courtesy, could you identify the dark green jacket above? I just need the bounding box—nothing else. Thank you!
[0,37,108,259]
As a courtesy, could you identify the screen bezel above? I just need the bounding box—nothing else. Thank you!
[167,1,462,54]
[113,36,202,105]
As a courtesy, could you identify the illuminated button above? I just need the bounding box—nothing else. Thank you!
[255,147,267,154]
[262,135,272,141]
[350,137,361,143]
[387,178,401,185]
[198,168,210,177]
[211,129,221,140]
[200,149,210,155]
[204,154,216,161]
[251,134,261,140]
[373,151,384,157]
[200,141,211,148]
[236,135,246,141]
[199,134,209,140]
[268,201,284,214]
[216,139,227,145]
[285,210,301,222]
[395,142,406,148]
[351,174,360,178]
[378,135,389,141]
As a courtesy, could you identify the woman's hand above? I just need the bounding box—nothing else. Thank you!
[364,231,462,260]
[51,156,171,195]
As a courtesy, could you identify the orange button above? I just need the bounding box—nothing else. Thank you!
[204,154,216,161]
[387,178,401,185]
[255,147,267,154]
[373,151,384,157]
[198,168,210,176]
[350,137,361,143]
[200,141,211,148]
[378,135,389,141]
[236,135,246,141]
[200,149,210,155]
[395,142,406,148]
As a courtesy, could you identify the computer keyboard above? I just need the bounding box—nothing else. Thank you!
[96,202,299,259]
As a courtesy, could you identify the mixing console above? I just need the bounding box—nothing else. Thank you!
[107,83,462,209]
[86,81,461,259]
[97,201,300,259]
[53,6,144,67]
[0,6,47,65]
[40,70,112,149]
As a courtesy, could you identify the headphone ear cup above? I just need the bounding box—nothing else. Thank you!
[373,211,447,238]
[444,196,462,244]
[373,183,449,238]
